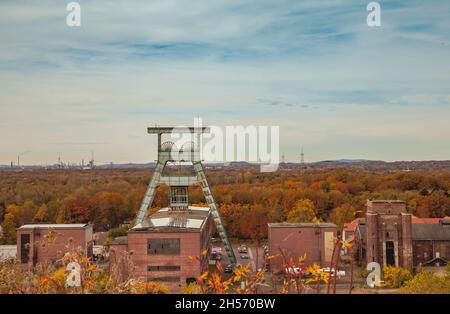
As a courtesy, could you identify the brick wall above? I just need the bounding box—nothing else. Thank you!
[268,225,337,272]
[17,226,93,266]
[366,200,413,269]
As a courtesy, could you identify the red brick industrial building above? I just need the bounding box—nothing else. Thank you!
[411,219,450,267]
[353,200,450,269]
[110,206,212,291]
[268,222,337,272]
[366,200,413,268]
[17,223,93,266]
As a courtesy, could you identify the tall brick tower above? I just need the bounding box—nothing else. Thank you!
[366,200,413,269]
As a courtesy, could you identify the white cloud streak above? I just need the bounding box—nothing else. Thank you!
[0,0,449,163]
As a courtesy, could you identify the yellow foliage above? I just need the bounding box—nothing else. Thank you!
[52,267,66,286]
[382,266,412,288]
[181,283,202,294]
[198,271,209,281]
[86,265,96,272]
[306,263,329,285]
[400,270,450,294]
[146,281,170,294]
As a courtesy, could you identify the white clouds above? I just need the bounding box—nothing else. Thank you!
[0,0,450,163]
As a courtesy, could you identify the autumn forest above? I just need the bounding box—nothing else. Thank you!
[1,166,449,244]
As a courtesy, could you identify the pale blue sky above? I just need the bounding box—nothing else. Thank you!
[0,0,450,164]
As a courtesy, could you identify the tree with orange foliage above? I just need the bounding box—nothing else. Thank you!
[330,204,356,230]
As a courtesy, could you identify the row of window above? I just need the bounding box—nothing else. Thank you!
[148,265,180,271]
[147,277,197,284]
[148,238,180,255]
[20,234,30,263]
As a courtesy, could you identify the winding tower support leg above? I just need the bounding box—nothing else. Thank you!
[135,162,164,226]
[193,161,237,265]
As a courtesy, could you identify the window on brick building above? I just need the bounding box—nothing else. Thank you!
[148,276,180,282]
[148,265,181,271]
[148,238,180,254]
[20,233,30,263]
[386,241,395,266]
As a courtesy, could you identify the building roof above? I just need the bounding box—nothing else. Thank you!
[346,234,355,243]
[368,200,406,204]
[18,223,89,230]
[110,236,128,245]
[412,223,450,241]
[412,216,450,224]
[344,218,365,233]
[131,206,210,233]
[349,215,449,225]
[268,222,337,228]
[422,257,448,267]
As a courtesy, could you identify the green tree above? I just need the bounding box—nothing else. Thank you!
[287,199,318,223]
[108,226,129,239]
[0,213,17,244]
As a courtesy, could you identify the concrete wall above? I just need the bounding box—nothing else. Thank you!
[0,245,17,261]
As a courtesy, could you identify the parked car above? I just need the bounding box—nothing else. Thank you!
[284,267,312,277]
[211,237,219,243]
[93,245,105,261]
[211,247,222,254]
[238,245,248,253]
[317,267,346,278]
[240,254,249,259]
[224,265,233,274]
[211,253,222,261]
